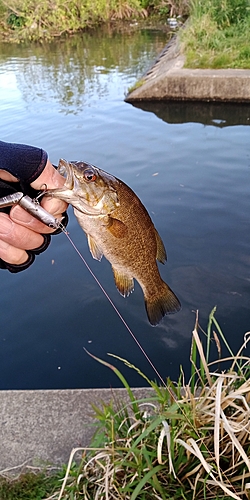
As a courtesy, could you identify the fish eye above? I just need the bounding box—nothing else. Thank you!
[83,168,96,182]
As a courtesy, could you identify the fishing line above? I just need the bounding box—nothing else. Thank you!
[60,224,168,389]
[59,226,215,474]
[59,224,208,451]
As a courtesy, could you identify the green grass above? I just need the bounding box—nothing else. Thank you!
[0,469,63,499]
[180,0,250,68]
[127,78,146,94]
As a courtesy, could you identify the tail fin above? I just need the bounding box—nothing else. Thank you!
[145,282,181,326]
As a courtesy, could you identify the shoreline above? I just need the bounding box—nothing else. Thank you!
[125,37,250,103]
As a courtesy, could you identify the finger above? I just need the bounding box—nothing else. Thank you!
[0,213,44,249]
[31,160,68,215]
[0,170,19,182]
[31,159,64,190]
[40,195,68,216]
[0,239,28,265]
[9,204,61,234]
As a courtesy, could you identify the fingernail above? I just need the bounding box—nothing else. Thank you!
[10,206,33,224]
[0,217,14,236]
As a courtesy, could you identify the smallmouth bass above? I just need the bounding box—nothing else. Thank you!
[47,159,181,325]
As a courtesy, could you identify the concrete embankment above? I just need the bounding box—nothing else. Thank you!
[125,37,250,103]
[0,388,151,470]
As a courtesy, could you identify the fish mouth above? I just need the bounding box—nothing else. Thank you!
[46,159,119,216]
[46,184,109,217]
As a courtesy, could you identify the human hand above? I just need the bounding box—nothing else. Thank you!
[0,160,68,271]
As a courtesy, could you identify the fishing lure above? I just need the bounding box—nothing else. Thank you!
[0,191,63,230]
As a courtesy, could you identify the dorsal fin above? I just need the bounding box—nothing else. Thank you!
[154,228,167,264]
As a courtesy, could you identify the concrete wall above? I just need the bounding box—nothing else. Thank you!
[125,39,250,103]
[0,388,152,470]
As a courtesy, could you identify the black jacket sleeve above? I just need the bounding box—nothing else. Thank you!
[0,140,48,183]
[0,141,69,273]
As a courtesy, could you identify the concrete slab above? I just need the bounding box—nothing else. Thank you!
[0,388,152,471]
[125,37,250,102]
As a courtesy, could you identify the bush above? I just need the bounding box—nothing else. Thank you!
[0,0,148,41]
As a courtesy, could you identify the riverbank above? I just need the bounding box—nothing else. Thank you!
[0,0,187,42]
[2,0,250,74]
[125,37,250,102]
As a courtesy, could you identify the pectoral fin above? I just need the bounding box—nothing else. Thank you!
[112,267,134,297]
[87,234,103,261]
[104,217,127,238]
[154,228,167,264]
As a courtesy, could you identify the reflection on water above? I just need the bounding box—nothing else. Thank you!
[0,27,249,389]
[0,28,168,115]
[131,101,250,127]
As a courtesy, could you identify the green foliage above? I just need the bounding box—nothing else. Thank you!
[193,0,250,27]
[0,0,190,41]
[0,471,62,500]
[144,0,190,17]
[7,12,26,28]
[0,0,148,41]
[139,0,151,9]
[127,78,145,94]
[181,0,250,67]
[192,0,250,30]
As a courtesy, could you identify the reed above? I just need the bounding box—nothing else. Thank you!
[51,307,250,499]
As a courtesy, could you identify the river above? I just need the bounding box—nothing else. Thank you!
[0,26,249,389]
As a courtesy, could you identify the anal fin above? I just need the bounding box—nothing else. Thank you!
[112,267,134,297]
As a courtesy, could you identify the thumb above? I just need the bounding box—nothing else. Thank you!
[31,160,68,215]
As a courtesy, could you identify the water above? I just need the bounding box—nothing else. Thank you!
[0,28,249,389]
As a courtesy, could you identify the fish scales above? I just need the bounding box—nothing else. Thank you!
[46,159,181,325]
[78,181,159,287]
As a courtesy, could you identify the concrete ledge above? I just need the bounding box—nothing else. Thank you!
[125,38,250,102]
[0,388,152,471]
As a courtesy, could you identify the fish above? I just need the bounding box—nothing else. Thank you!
[46,159,181,325]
